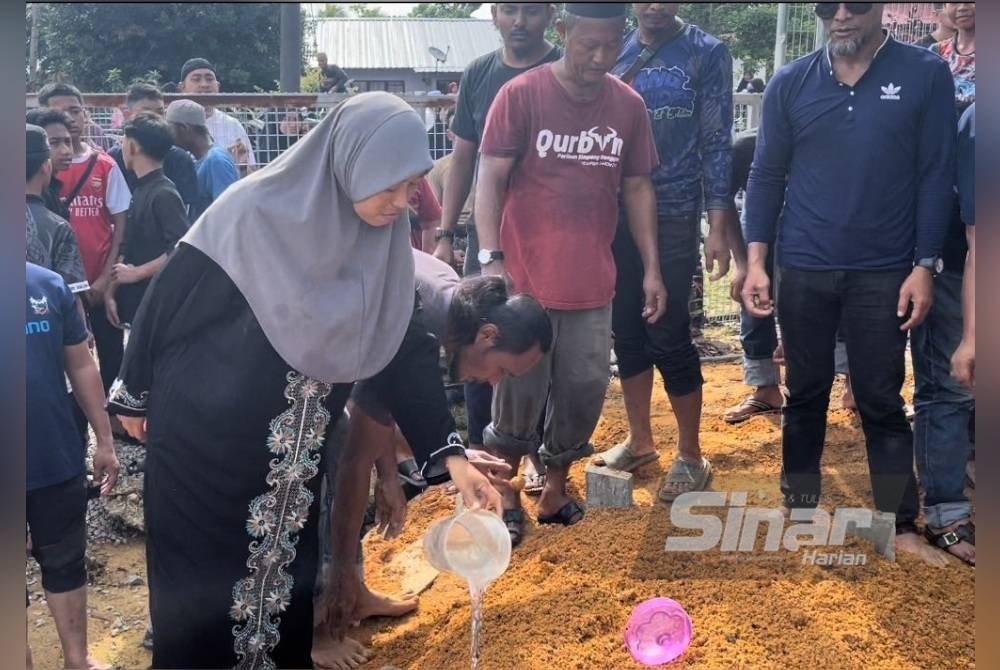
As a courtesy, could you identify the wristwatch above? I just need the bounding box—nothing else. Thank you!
[477,249,505,266]
[915,256,944,277]
[434,227,455,243]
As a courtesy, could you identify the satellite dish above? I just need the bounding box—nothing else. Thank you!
[428,46,450,63]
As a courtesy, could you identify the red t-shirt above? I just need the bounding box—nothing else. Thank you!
[59,147,131,283]
[408,176,442,250]
[480,63,658,310]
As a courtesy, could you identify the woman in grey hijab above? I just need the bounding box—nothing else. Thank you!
[107,92,501,669]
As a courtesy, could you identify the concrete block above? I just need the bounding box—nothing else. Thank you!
[847,510,896,561]
[585,464,633,508]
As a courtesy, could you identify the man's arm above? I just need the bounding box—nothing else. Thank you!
[742,76,792,318]
[92,210,127,302]
[64,342,119,494]
[434,137,478,263]
[474,154,515,277]
[913,61,958,263]
[621,175,667,323]
[699,42,735,281]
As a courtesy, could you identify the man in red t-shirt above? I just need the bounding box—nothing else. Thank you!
[38,82,132,400]
[408,176,442,252]
[475,3,665,541]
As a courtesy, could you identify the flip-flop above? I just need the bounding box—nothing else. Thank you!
[592,443,658,472]
[502,508,525,547]
[397,458,427,489]
[537,499,585,526]
[724,396,781,424]
[658,457,712,502]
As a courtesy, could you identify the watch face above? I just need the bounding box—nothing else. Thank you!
[935,258,944,274]
[478,249,492,265]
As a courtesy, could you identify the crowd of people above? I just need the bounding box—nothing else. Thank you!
[25,2,975,669]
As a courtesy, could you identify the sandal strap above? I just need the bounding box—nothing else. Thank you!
[926,522,975,549]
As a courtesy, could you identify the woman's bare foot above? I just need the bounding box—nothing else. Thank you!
[312,633,371,670]
[352,585,418,621]
[895,532,949,567]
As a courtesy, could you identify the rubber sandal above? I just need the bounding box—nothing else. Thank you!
[502,508,525,547]
[537,499,585,526]
[658,457,712,502]
[924,521,975,566]
[397,458,427,489]
[523,472,545,496]
[592,443,658,472]
[724,396,781,424]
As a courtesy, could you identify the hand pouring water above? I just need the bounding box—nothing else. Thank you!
[423,507,511,669]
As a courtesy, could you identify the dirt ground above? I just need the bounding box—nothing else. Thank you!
[26,356,974,670]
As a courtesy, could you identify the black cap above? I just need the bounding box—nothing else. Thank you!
[26,124,50,157]
[180,57,216,82]
[565,3,627,18]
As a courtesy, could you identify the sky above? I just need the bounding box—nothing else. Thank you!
[305,3,493,19]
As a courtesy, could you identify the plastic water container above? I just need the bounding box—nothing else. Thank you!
[423,509,512,590]
[623,597,693,666]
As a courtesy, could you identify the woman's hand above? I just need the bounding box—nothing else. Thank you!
[374,471,408,539]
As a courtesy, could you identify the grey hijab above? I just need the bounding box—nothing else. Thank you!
[182,92,432,384]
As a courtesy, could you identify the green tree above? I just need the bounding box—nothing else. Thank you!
[34,3,287,91]
[319,4,348,18]
[408,3,482,19]
[679,3,777,75]
[349,4,384,17]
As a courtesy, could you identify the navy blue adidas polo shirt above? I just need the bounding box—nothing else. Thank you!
[745,32,957,270]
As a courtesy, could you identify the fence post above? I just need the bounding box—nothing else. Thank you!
[279,4,302,93]
[773,3,789,74]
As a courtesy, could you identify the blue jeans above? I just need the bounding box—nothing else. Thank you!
[911,270,974,528]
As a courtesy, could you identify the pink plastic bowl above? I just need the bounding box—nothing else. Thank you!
[624,597,693,666]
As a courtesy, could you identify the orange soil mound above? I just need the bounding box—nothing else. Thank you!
[358,363,974,670]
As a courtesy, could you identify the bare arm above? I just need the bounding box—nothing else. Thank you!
[64,342,119,494]
[474,154,516,276]
[951,226,975,387]
[434,137,478,263]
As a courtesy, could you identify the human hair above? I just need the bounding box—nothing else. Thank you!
[751,78,765,93]
[38,81,83,106]
[445,275,553,354]
[123,112,175,161]
[126,82,163,108]
[26,107,72,133]
[27,151,48,181]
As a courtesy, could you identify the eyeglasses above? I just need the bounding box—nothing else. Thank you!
[814,3,874,20]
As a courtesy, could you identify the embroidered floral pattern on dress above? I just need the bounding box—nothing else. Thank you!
[107,377,149,412]
[231,371,331,670]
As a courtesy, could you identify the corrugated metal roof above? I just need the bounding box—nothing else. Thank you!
[314,18,503,72]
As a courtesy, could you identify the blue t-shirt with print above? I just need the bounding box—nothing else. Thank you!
[191,145,239,222]
[26,262,89,491]
[612,23,734,217]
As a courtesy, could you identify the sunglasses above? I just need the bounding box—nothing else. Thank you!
[815,3,874,20]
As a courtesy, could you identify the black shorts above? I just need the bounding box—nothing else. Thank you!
[26,474,88,594]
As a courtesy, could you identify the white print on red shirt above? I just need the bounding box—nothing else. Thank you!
[535,126,624,168]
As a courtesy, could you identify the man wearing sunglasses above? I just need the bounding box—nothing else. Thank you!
[742,3,958,565]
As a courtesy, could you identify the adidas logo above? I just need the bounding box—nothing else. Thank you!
[880,83,901,101]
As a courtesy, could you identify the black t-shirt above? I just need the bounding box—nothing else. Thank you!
[451,45,562,145]
[319,64,349,93]
[117,169,190,323]
[110,144,199,221]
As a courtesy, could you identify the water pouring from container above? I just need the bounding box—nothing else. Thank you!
[423,508,512,669]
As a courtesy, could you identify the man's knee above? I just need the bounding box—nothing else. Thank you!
[33,523,87,594]
[483,423,538,459]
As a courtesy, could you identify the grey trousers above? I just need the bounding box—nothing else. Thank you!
[484,304,612,468]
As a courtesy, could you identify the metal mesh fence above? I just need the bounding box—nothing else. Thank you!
[28,91,764,324]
